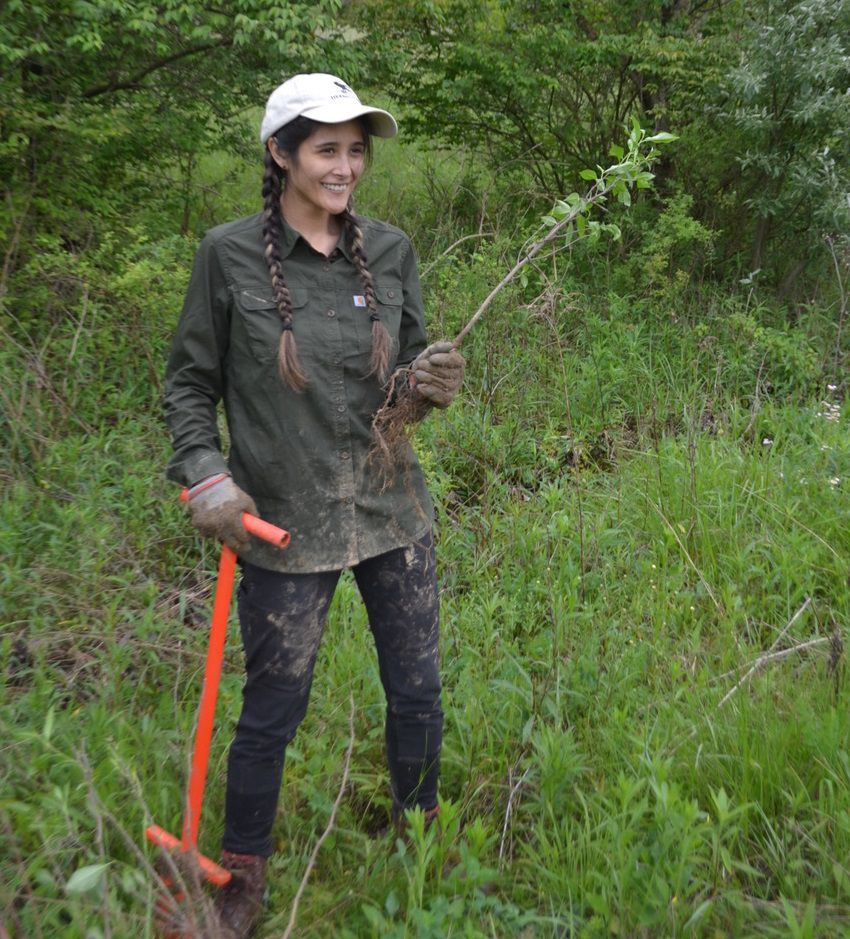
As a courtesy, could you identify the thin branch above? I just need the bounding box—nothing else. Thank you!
[68,284,90,362]
[665,601,823,760]
[741,354,767,439]
[78,748,216,936]
[765,596,811,654]
[498,766,531,867]
[714,597,812,684]
[452,177,616,347]
[0,189,33,306]
[827,235,850,376]
[740,893,850,919]
[281,696,356,939]
[419,232,494,280]
[717,598,816,709]
[82,40,231,98]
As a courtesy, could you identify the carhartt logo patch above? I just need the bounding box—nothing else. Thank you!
[353,295,366,307]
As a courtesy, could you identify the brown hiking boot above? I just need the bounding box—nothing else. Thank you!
[214,851,267,939]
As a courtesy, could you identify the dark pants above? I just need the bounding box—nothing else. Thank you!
[223,532,442,857]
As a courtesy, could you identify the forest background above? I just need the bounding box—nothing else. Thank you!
[2,0,850,936]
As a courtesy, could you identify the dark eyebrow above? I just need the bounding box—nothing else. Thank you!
[311,139,365,149]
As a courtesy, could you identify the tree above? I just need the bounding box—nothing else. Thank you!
[0,0,352,254]
[351,0,735,198]
[713,0,850,292]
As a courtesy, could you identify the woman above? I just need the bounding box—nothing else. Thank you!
[163,73,464,937]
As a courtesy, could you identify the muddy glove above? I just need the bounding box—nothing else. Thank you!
[410,341,465,409]
[187,474,258,552]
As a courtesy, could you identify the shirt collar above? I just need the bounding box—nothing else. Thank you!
[279,216,354,263]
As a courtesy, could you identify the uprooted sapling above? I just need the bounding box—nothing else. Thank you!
[370,122,676,479]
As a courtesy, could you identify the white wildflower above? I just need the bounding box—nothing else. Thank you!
[818,401,841,422]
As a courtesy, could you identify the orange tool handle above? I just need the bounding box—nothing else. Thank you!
[242,513,290,549]
[181,544,236,852]
[177,488,288,853]
[180,486,290,549]
[146,824,232,887]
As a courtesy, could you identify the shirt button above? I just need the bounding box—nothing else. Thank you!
[340,450,350,460]
[387,290,395,299]
[337,405,346,413]
[333,356,342,365]
[323,264,330,272]
[327,309,336,317]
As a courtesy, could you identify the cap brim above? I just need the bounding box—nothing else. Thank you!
[301,103,398,138]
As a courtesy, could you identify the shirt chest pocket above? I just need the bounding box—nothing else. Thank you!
[353,283,404,357]
[233,286,309,364]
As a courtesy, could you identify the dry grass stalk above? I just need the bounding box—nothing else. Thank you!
[77,747,222,936]
[498,765,531,868]
[715,597,824,710]
[281,695,356,939]
[716,635,831,709]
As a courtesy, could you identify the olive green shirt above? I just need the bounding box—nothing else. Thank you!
[164,212,434,573]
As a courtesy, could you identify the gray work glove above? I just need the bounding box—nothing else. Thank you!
[187,474,258,552]
[410,341,465,409]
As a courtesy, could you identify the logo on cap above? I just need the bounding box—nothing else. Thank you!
[333,81,352,95]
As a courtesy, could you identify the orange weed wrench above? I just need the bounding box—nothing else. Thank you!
[146,494,290,900]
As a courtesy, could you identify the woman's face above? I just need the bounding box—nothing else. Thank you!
[274,120,367,220]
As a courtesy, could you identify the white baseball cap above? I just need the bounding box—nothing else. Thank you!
[260,73,398,144]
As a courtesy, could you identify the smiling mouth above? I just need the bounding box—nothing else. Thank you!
[322,183,348,193]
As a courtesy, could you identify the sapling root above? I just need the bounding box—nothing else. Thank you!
[369,367,431,487]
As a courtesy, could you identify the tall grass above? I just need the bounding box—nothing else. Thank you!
[2,138,849,937]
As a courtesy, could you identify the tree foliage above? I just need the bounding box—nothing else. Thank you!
[0,0,350,243]
[1,0,847,320]
[713,0,850,286]
[350,0,849,290]
[353,0,734,194]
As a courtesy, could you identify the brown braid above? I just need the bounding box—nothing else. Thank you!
[341,206,392,383]
[262,149,307,390]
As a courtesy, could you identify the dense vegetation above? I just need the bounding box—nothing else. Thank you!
[2,0,849,936]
